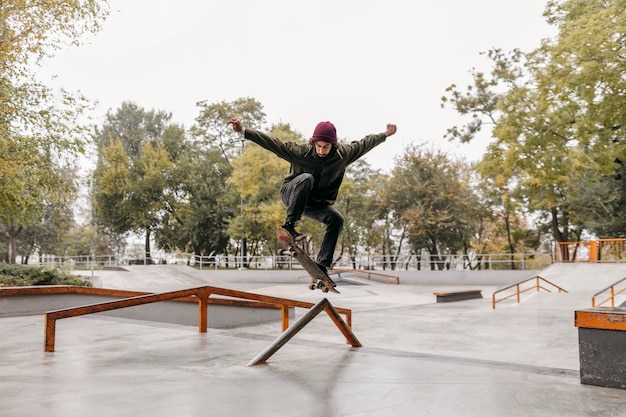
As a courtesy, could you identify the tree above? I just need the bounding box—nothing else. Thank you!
[155,145,232,258]
[568,162,626,238]
[92,102,183,260]
[191,97,266,163]
[333,160,385,269]
[191,97,269,262]
[0,1,109,78]
[59,223,118,258]
[387,146,478,270]
[16,168,78,263]
[441,1,626,257]
[0,1,109,263]
[226,123,297,261]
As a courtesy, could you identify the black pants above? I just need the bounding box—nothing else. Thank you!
[280,173,344,268]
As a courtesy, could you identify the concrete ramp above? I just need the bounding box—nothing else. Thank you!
[83,265,228,291]
[536,263,626,292]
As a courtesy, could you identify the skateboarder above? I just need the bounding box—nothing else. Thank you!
[227,118,397,275]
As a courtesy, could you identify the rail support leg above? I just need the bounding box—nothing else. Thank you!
[44,315,56,352]
[247,298,361,367]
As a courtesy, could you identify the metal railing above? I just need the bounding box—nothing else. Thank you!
[491,275,568,309]
[33,251,552,272]
[556,238,626,263]
[591,277,626,307]
[11,285,355,353]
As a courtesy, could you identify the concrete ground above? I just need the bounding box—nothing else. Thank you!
[2,264,626,417]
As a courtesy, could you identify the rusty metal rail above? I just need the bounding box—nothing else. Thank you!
[492,276,568,309]
[592,277,626,307]
[0,285,354,353]
[298,269,399,285]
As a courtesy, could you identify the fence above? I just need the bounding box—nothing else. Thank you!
[34,251,553,272]
[556,238,626,263]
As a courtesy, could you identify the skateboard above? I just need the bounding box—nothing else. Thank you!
[277,227,340,294]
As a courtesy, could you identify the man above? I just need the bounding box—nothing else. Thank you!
[227,118,397,277]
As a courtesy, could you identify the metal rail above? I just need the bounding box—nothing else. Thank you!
[6,285,354,352]
[297,269,400,285]
[491,276,568,309]
[335,269,400,284]
[592,277,626,307]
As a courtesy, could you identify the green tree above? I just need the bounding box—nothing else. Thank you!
[333,160,384,269]
[191,97,266,163]
[60,223,117,258]
[568,162,626,238]
[442,1,626,258]
[387,146,478,270]
[155,145,232,258]
[226,123,297,260]
[16,169,77,263]
[191,97,269,263]
[0,1,109,263]
[92,102,183,260]
[0,0,109,78]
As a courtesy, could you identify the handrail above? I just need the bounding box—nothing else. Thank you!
[15,285,354,352]
[592,277,626,307]
[336,269,400,285]
[0,285,280,309]
[492,275,568,309]
[297,269,400,285]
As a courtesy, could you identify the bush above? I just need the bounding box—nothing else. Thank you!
[0,264,92,287]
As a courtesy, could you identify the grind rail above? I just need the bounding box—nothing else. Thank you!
[492,275,568,309]
[297,269,400,285]
[0,286,358,357]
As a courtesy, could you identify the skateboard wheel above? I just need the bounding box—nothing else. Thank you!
[309,283,316,290]
[322,286,330,293]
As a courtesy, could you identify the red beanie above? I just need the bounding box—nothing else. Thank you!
[310,121,337,145]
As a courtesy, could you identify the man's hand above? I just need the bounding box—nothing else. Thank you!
[385,124,397,137]
[227,118,243,133]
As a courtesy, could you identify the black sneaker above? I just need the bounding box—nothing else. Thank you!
[281,222,306,242]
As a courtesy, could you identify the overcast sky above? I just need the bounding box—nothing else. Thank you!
[38,0,556,171]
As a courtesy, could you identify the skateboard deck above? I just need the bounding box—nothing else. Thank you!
[277,227,340,294]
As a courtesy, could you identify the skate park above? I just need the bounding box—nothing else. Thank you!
[2,263,626,417]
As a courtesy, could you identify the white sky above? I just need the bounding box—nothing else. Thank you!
[39,0,555,172]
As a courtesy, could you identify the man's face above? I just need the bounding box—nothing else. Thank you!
[314,141,333,158]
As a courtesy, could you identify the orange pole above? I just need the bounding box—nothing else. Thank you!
[589,241,598,262]
[281,305,289,331]
[611,287,615,307]
[197,288,211,333]
[44,315,56,352]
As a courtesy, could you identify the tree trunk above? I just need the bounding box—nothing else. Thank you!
[144,228,151,263]
[504,210,516,270]
[5,221,23,264]
[551,207,570,261]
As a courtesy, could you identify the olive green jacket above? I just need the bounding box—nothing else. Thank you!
[244,128,387,205]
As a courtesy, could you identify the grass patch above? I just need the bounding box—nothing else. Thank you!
[0,264,92,287]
